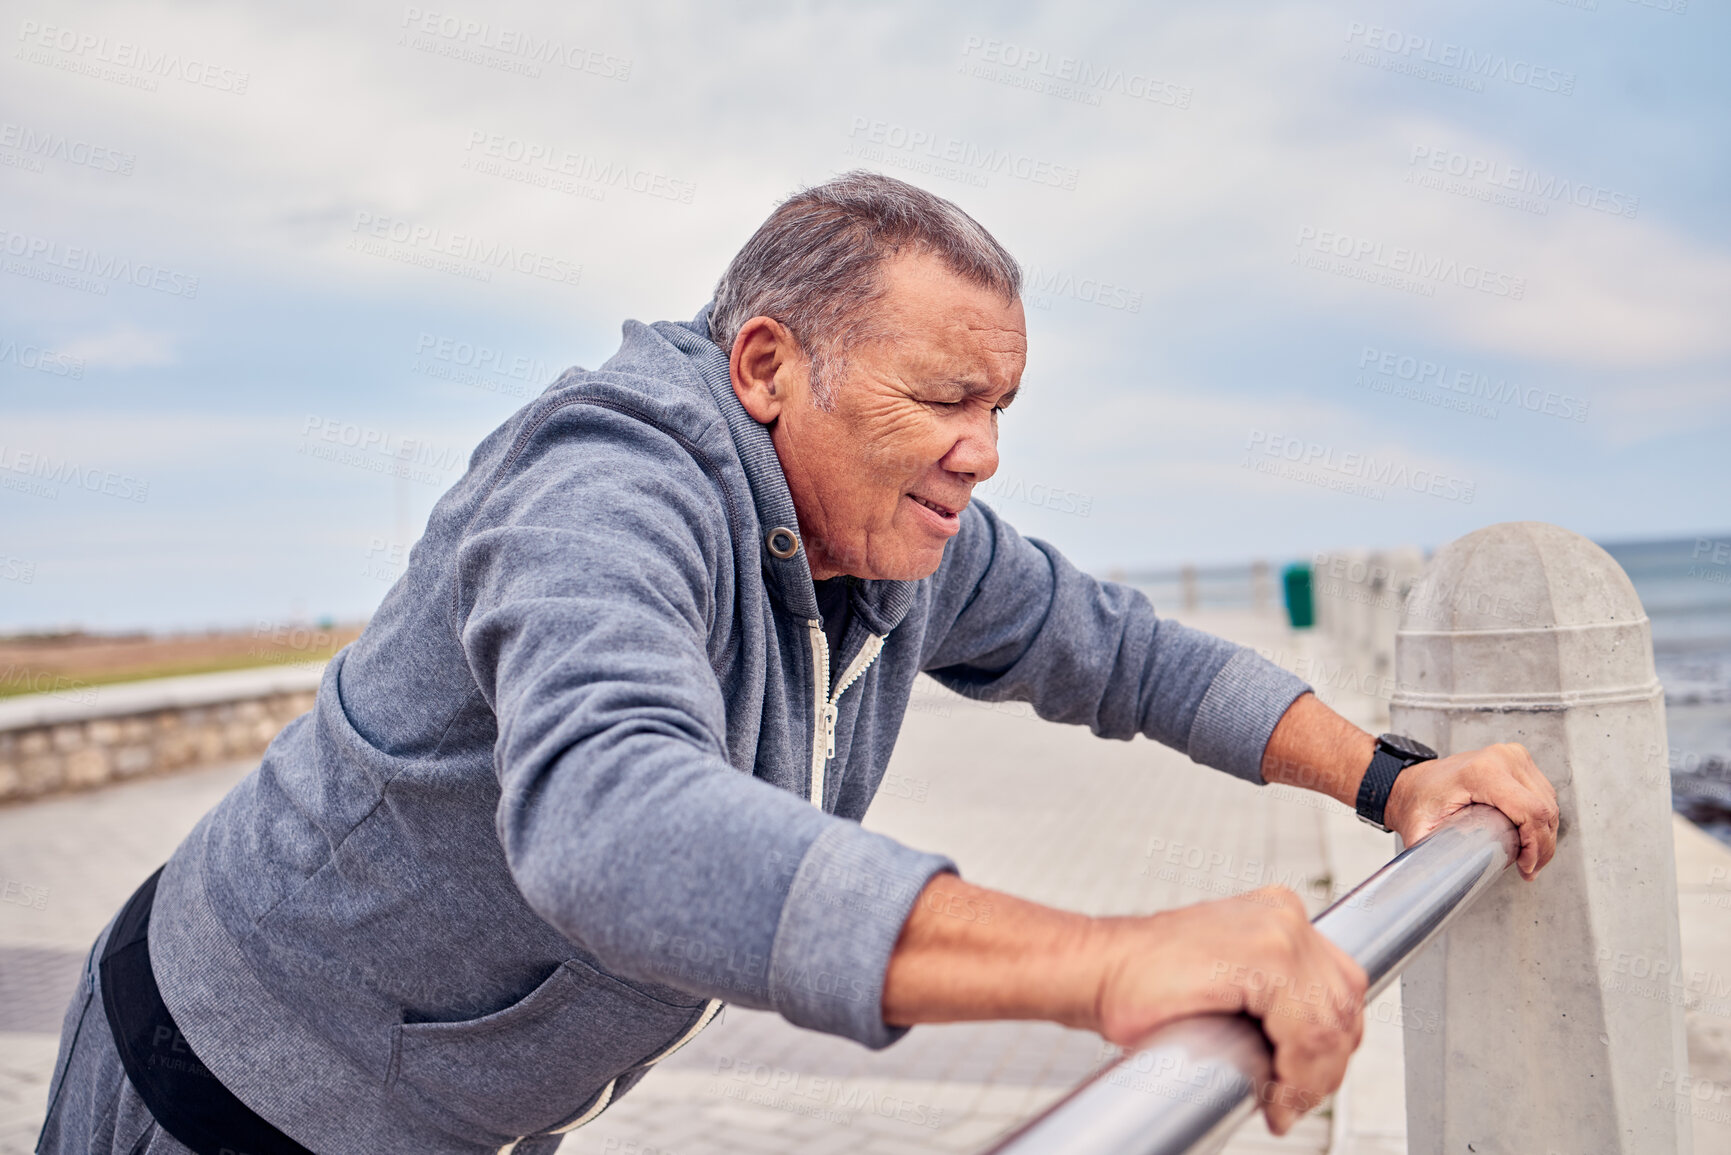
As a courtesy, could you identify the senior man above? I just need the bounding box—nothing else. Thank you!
[41,172,1558,1155]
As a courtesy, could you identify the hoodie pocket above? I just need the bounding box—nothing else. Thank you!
[390,957,704,1144]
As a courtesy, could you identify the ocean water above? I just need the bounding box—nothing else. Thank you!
[1602,536,1731,847]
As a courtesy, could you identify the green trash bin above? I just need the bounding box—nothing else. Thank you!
[1283,563,1314,629]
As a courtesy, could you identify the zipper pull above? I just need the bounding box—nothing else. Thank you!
[824,702,839,760]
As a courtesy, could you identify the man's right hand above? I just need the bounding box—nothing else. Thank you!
[883,875,1364,1136]
[1092,887,1367,1135]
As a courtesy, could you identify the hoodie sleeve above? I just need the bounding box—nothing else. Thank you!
[919,502,1311,784]
[456,400,952,1049]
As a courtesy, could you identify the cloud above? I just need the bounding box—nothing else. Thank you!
[1,0,1725,626]
[1592,378,1731,447]
[60,324,177,369]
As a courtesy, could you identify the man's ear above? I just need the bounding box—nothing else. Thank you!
[730,316,804,425]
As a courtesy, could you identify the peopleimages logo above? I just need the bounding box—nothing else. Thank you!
[0,878,50,910]
[0,121,134,175]
[1357,346,1589,423]
[1244,429,1476,504]
[413,331,553,400]
[956,35,1192,109]
[297,414,467,487]
[361,537,409,584]
[398,7,631,80]
[709,1055,947,1130]
[1294,226,1526,300]
[1689,538,1731,588]
[1407,146,1638,220]
[462,131,695,204]
[0,227,199,298]
[1343,22,1575,96]
[15,19,251,94]
[0,444,150,502]
[0,665,94,704]
[975,472,1093,517]
[0,334,84,378]
[845,116,1080,191]
[1023,265,1142,313]
[347,211,582,287]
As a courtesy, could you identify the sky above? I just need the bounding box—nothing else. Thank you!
[2,0,1728,633]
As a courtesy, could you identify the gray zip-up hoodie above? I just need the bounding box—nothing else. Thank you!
[147,309,1309,1155]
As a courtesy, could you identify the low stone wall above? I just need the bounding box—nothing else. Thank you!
[0,664,324,804]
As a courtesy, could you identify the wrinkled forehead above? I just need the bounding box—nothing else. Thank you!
[866,253,1027,379]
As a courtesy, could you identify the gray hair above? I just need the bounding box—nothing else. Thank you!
[709,171,1021,406]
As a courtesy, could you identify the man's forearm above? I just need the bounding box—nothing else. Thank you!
[880,866,1369,1139]
[1258,691,1375,805]
[884,694,1375,1031]
[881,874,1104,1029]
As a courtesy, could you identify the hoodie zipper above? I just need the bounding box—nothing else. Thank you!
[537,620,872,1147]
[806,620,885,809]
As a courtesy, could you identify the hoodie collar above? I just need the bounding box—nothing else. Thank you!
[652,306,918,637]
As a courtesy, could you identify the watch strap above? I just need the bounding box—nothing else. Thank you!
[1355,746,1411,831]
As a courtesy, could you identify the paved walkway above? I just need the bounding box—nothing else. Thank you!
[0,761,262,1152]
[2,608,1727,1153]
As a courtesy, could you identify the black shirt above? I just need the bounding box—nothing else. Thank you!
[813,576,852,666]
[100,868,312,1155]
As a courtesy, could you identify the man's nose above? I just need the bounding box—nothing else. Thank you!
[942,412,999,482]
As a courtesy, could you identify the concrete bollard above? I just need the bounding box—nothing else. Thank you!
[1311,546,1427,730]
[1392,522,1690,1154]
[1364,546,1425,680]
[1311,547,1363,645]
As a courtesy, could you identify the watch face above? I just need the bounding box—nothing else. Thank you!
[1379,733,1438,761]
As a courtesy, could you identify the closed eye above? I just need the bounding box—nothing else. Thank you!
[920,387,1017,412]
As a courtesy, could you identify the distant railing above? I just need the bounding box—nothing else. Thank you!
[981,806,1520,1155]
[1113,562,1276,615]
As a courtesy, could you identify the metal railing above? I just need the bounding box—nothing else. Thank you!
[983,805,1521,1155]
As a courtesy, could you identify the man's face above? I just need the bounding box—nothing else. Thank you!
[734,252,1027,582]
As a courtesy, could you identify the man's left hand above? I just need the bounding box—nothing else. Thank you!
[1383,743,1560,880]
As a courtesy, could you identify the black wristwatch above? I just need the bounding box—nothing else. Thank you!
[1355,733,1438,832]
